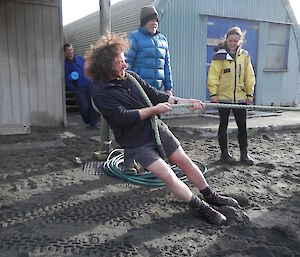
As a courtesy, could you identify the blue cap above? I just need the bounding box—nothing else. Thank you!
[69,71,79,81]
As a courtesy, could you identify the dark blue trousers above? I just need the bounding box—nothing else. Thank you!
[73,85,99,126]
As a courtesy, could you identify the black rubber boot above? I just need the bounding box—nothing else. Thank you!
[220,151,236,164]
[240,146,254,166]
[189,195,227,226]
[240,150,254,166]
[239,133,253,165]
[219,132,235,164]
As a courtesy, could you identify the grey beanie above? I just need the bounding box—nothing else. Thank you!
[140,5,159,26]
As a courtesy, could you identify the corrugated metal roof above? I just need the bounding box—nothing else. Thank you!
[64,0,153,55]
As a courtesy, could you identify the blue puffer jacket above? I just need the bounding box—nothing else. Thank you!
[64,55,91,91]
[126,27,173,91]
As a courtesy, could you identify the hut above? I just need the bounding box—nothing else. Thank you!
[0,0,65,134]
[64,0,300,106]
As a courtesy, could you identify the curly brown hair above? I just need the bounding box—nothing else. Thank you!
[84,34,130,81]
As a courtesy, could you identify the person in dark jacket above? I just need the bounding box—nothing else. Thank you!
[85,34,239,226]
[126,5,173,95]
[64,43,98,128]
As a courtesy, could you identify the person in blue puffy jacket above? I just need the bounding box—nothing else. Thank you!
[125,5,174,171]
[126,5,173,96]
[64,43,98,128]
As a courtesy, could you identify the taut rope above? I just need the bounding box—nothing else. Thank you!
[170,102,300,113]
[204,103,300,112]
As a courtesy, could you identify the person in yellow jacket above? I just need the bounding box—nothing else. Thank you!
[207,26,255,165]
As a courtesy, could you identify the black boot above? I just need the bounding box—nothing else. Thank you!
[219,132,235,164]
[238,131,253,165]
[220,151,236,164]
[203,191,239,207]
[201,186,238,207]
[188,195,227,226]
[240,150,254,166]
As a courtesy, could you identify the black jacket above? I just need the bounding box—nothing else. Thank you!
[91,71,169,148]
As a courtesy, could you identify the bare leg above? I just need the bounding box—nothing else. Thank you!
[168,146,238,207]
[147,155,228,225]
[147,158,193,202]
[168,146,208,190]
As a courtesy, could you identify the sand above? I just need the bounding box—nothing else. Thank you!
[0,114,299,257]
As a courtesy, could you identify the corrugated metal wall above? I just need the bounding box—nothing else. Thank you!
[194,0,299,105]
[157,0,207,99]
[196,0,288,23]
[63,0,153,56]
[64,0,300,105]
[255,21,299,105]
[0,0,64,130]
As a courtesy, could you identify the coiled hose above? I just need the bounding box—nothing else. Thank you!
[102,149,207,187]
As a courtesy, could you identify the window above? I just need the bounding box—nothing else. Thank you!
[265,23,290,71]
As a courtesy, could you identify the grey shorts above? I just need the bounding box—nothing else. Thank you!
[125,121,180,168]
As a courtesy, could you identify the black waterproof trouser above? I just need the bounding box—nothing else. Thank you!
[73,84,99,126]
[218,106,248,153]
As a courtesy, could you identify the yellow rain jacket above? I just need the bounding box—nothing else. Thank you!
[207,47,255,103]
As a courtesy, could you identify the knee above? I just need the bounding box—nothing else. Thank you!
[160,170,178,186]
[175,155,193,170]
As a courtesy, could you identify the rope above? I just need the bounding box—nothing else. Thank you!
[103,149,207,187]
[126,72,167,160]
[172,102,300,112]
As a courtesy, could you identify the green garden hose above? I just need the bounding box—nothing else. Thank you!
[102,149,207,187]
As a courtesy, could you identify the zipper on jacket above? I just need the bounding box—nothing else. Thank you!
[153,37,158,88]
[234,60,237,103]
[239,63,241,84]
